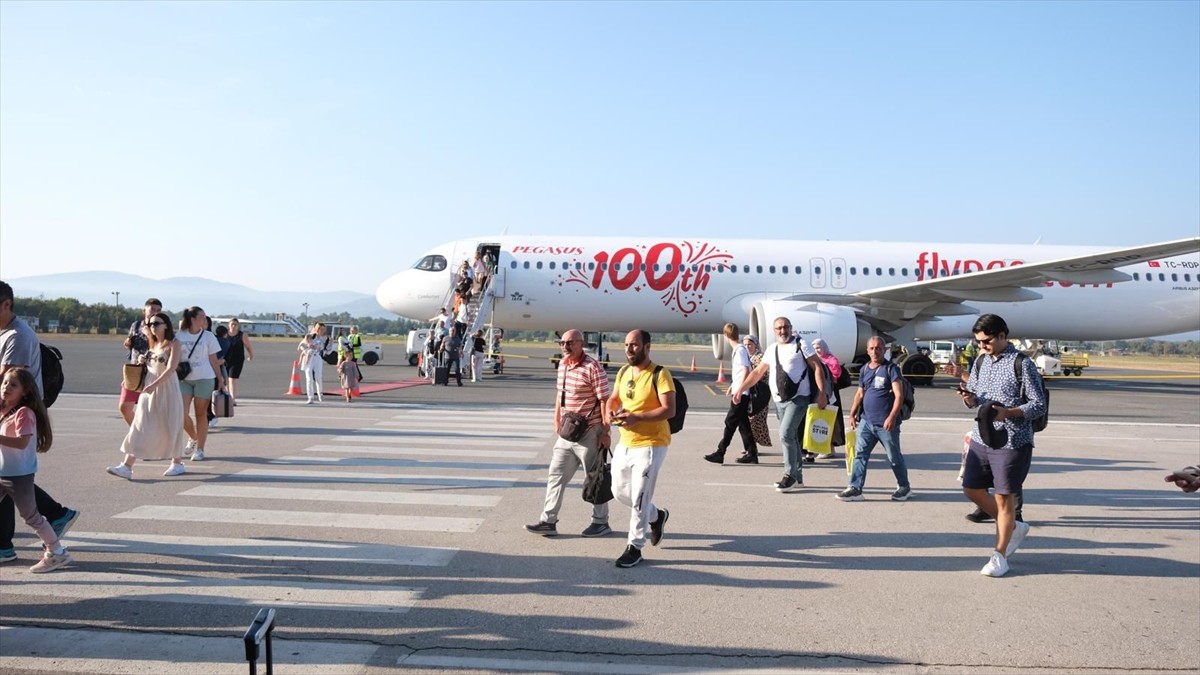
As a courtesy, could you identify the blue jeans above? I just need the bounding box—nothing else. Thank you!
[849,421,910,490]
[775,394,811,480]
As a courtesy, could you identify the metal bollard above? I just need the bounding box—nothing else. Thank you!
[243,607,277,675]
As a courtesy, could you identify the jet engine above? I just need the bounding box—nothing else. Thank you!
[747,301,871,366]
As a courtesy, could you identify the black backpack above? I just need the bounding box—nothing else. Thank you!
[972,352,1049,432]
[40,343,64,408]
[859,362,914,421]
[617,364,688,434]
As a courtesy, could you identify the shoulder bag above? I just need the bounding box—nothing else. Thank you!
[123,362,147,392]
[176,333,204,380]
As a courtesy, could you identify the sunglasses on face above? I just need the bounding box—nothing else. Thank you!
[556,340,579,346]
[978,335,998,346]
[147,322,166,327]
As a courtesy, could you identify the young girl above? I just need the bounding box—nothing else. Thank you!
[0,367,72,573]
[337,352,361,402]
[107,312,189,479]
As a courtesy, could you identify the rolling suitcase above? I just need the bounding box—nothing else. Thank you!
[434,366,451,386]
[211,388,234,418]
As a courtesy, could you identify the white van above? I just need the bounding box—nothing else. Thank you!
[928,341,957,365]
[406,328,432,366]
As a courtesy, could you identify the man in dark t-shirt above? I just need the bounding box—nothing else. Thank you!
[839,336,912,502]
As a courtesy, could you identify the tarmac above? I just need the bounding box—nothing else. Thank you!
[0,335,1197,673]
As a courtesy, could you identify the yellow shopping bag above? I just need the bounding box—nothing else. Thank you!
[845,428,856,475]
[802,404,838,455]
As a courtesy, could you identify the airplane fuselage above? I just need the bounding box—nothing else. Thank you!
[378,236,1200,350]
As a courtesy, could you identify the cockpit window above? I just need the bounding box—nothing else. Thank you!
[412,255,447,272]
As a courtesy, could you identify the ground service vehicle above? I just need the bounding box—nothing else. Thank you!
[549,332,611,370]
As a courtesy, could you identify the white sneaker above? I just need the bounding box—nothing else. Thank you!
[317,394,324,403]
[306,398,313,405]
[106,464,133,480]
[185,438,197,452]
[30,547,72,573]
[190,448,205,462]
[1005,521,1031,558]
[981,551,1009,577]
[209,418,218,428]
[163,463,186,477]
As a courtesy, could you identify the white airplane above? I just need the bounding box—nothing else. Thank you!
[376,236,1200,382]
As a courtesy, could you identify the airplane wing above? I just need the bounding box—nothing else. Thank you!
[785,237,1200,326]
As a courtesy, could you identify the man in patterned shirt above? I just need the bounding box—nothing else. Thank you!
[958,314,1048,578]
[525,329,613,538]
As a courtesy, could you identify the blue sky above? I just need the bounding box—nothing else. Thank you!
[2,1,1197,294]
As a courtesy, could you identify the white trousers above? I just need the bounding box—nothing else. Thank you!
[612,443,668,549]
[471,352,484,382]
[304,358,324,398]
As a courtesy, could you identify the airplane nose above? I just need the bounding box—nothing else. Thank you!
[376,272,407,315]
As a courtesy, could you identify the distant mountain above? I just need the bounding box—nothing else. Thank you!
[9,272,395,319]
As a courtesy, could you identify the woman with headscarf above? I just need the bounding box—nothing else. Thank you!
[742,335,773,451]
[810,338,848,461]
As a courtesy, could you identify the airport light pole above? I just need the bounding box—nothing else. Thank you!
[112,291,121,334]
[302,303,309,327]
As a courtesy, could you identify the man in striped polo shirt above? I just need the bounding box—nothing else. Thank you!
[525,329,613,537]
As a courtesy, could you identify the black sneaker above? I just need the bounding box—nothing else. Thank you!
[649,508,669,546]
[735,453,758,464]
[615,544,642,568]
[774,475,802,493]
[891,486,912,502]
[703,451,724,464]
[836,486,864,501]
[524,521,558,536]
[580,523,612,538]
[803,452,817,464]
[965,507,994,523]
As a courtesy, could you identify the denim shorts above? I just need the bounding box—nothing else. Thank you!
[962,439,1032,494]
[179,377,216,400]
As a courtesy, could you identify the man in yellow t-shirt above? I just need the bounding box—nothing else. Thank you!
[607,329,675,569]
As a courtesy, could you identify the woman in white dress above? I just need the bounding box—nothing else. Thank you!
[107,313,188,479]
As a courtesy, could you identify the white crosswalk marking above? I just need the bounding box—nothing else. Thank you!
[2,401,560,674]
[301,443,539,459]
[113,505,484,532]
[331,434,543,447]
[267,455,534,471]
[181,484,502,508]
[232,467,521,486]
[58,530,458,566]
[3,570,422,613]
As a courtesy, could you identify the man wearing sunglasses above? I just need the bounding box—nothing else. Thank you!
[957,313,1047,578]
[526,329,612,539]
[119,298,162,425]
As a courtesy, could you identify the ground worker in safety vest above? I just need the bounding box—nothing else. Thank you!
[348,326,363,361]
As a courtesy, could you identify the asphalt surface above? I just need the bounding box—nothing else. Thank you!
[1,335,1197,673]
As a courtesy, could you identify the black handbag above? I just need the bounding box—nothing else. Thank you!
[582,446,614,505]
[176,332,204,380]
[747,380,771,416]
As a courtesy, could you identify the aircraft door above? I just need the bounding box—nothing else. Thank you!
[809,257,827,289]
[831,258,847,289]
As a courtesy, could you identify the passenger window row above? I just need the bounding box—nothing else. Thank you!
[498,259,1194,284]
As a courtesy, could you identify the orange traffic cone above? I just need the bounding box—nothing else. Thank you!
[285,360,303,396]
[689,355,697,373]
[715,361,726,383]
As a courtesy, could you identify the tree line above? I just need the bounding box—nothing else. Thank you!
[12,295,1197,355]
